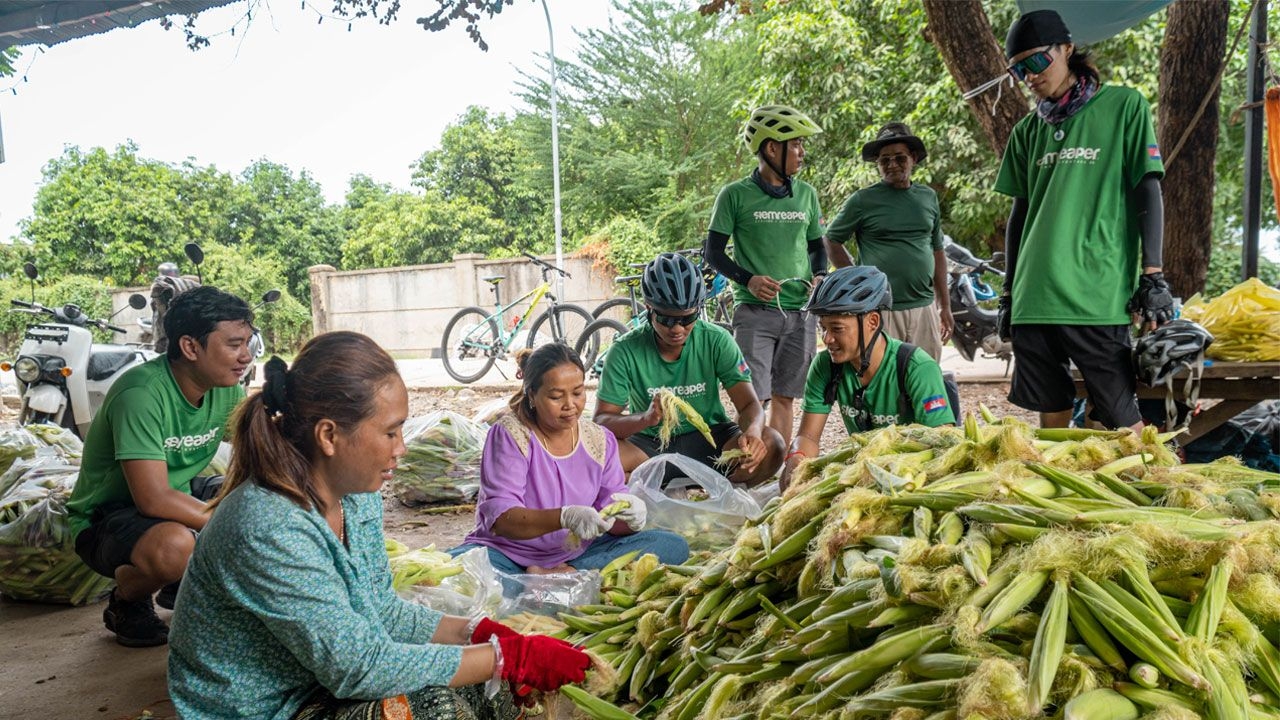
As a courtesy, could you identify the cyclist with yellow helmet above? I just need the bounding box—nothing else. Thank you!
[704,105,828,448]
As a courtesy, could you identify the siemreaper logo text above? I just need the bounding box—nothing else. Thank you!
[752,210,808,222]
[163,427,221,451]
[1036,147,1101,167]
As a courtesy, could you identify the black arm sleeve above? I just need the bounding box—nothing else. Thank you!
[704,230,753,285]
[1003,197,1028,295]
[1134,173,1164,269]
[808,237,828,276]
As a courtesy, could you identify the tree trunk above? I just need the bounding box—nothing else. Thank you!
[921,0,1030,156]
[1157,0,1229,299]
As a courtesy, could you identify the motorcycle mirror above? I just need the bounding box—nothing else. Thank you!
[991,252,1006,264]
[22,262,36,305]
[261,289,281,304]
[183,243,204,283]
[128,293,148,310]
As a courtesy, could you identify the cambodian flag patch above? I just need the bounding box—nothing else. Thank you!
[737,358,751,377]
[923,395,948,413]
[1147,144,1161,160]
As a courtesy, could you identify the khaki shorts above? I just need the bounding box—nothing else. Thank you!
[883,303,943,361]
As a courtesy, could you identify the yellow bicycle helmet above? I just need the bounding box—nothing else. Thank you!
[743,105,823,154]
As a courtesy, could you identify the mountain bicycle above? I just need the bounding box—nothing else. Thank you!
[440,253,593,384]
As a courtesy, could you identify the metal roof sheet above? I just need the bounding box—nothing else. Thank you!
[0,1,239,52]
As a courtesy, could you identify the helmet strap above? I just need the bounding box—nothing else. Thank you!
[755,141,794,198]
[855,314,884,377]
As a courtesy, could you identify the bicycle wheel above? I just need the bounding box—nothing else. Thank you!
[526,303,593,351]
[441,306,499,383]
[575,318,628,381]
[592,297,637,323]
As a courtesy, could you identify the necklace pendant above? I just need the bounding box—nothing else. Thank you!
[1054,128,1065,141]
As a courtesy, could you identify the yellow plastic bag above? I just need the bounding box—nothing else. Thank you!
[1181,278,1280,361]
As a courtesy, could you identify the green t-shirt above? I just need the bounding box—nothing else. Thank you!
[994,85,1165,325]
[708,176,825,310]
[825,182,943,310]
[802,337,956,434]
[68,355,245,539]
[596,320,751,439]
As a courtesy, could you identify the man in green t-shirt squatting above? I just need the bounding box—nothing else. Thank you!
[824,122,953,362]
[594,253,785,486]
[782,266,956,490]
[704,105,828,450]
[66,286,252,647]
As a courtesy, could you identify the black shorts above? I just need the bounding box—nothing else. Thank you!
[1009,324,1140,429]
[627,422,742,469]
[73,475,224,579]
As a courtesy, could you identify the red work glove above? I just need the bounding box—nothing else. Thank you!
[499,634,591,692]
[470,617,519,644]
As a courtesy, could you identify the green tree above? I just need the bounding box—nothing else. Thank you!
[340,180,507,269]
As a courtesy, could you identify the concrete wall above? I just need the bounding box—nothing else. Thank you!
[309,254,618,357]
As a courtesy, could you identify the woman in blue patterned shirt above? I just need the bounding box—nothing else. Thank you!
[167,331,590,720]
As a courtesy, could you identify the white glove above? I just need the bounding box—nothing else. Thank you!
[560,505,610,541]
[610,493,647,531]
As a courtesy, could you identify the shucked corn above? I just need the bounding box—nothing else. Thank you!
[553,413,1280,719]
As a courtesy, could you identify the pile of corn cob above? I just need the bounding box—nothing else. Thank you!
[556,412,1280,720]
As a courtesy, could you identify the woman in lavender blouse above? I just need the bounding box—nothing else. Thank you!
[454,343,688,575]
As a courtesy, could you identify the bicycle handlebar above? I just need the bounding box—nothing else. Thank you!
[10,299,36,309]
[106,324,127,334]
[523,252,572,279]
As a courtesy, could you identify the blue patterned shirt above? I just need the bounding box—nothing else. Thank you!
[168,483,463,719]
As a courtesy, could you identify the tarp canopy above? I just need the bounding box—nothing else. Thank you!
[0,1,237,53]
[1017,0,1177,45]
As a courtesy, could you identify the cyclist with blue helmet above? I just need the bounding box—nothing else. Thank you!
[704,105,829,450]
[783,266,955,489]
[593,253,785,485]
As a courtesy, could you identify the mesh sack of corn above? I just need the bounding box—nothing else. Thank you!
[0,458,112,605]
[551,411,1280,720]
[1182,277,1280,362]
[387,411,486,507]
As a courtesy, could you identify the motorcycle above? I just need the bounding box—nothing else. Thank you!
[943,237,1013,370]
[3,262,152,438]
[240,289,281,387]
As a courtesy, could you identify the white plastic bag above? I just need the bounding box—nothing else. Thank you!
[389,411,486,506]
[398,546,503,619]
[627,453,763,550]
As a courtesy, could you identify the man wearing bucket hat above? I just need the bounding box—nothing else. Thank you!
[825,122,952,363]
[704,105,829,449]
[995,9,1170,431]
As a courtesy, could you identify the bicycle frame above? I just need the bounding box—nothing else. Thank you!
[455,281,554,355]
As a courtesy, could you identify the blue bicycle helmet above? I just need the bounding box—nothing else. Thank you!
[642,252,706,311]
[803,265,893,315]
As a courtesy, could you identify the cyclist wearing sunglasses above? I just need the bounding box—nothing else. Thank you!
[593,252,785,485]
[994,9,1170,432]
[782,266,954,490]
[824,122,953,363]
[704,105,829,450]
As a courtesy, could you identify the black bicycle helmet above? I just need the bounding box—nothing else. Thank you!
[642,252,706,311]
[803,265,893,316]
[1134,319,1214,430]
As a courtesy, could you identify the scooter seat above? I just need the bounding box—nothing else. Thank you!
[88,349,143,382]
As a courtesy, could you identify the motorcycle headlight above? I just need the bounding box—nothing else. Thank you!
[14,356,41,383]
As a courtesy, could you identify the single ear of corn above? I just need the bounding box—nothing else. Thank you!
[557,684,639,720]
[1061,688,1140,720]
[960,529,992,587]
[657,390,715,449]
[1128,662,1161,689]
[1185,557,1232,643]
[1111,682,1201,712]
[905,653,984,680]
[1120,563,1182,634]
[815,625,948,684]
[978,569,1049,633]
[1026,576,1070,714]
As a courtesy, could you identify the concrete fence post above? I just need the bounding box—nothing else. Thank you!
[452,253,484,307]
[308,264,336,335]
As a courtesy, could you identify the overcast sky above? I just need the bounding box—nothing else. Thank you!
[0,0,614,243]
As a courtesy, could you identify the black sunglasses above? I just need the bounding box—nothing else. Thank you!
[1008,47,1055,81]
[651,308,700,327]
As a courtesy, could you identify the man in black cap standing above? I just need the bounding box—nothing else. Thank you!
[824,122,952,362]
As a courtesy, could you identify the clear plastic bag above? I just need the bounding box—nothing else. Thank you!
[0,461,112,605]
[471,399,509,426]
[496,568,601,618]
[388,411,486,506]
[398,546,503,620]
[627,453,764,550]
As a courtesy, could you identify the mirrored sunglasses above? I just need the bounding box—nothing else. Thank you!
[1008,48,1055,81]
[651,309,700,327]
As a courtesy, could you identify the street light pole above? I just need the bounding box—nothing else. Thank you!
[541,0,565,301]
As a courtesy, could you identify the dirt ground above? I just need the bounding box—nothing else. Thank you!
[0,380,1028,719]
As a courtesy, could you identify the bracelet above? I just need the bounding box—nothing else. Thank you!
[484,635,503,699]
[785,450,807,462]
